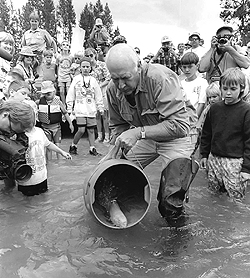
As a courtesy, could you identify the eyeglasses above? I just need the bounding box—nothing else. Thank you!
[189,38,199,41]
[85,54,94,58]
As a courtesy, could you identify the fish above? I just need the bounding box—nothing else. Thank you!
[96,177,128,228]
[109,200,128,228]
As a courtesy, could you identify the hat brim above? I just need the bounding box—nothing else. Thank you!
[19,52,36,56]
[189,34,201,40]
[41,88,55,94]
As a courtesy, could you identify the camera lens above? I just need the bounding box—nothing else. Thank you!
[218,38,228,44]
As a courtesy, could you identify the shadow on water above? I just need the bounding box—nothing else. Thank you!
[1,139,250,277]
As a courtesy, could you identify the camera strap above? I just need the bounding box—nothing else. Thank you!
[212,50,225,77]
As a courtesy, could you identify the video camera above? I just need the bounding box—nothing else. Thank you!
[0,46,12,61]
[0,134,32,182]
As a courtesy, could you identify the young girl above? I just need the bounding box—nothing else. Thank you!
[196,82,222,132]
[200,68,250,199]
[56,40,73,104]
[70,51,84,77]
[0,31,15,99]
[66,57,104,156]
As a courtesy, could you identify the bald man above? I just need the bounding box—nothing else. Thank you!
[103,44,193,169]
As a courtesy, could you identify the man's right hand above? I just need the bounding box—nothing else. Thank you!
[200,158,207,169]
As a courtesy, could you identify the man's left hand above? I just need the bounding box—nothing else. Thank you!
[115,127,140,151]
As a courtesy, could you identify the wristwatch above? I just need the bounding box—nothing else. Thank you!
[140,126,146,139]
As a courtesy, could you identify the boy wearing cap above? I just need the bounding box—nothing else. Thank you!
[38,80,74,160]
[199,26,250,84]
[152,36,179,74]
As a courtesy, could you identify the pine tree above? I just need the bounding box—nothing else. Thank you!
[0,0,10,31]
[42,0,56,39]
[57,0,76,43]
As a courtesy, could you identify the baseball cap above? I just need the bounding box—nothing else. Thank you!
[161,36,171,43]
[189,32,201,40]
[95,18,103,26]
[41,81,55,94]
[216,25,234,36]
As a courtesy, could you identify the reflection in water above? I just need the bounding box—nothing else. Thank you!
[1,146,250,278]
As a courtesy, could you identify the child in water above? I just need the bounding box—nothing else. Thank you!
[200,68,250,199]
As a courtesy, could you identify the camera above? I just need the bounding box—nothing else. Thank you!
[0,134,32,182]
[218,37,228,44]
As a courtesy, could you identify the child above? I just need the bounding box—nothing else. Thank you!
[0,32,15,99]
[38,80,74,160]
[200,68,250,199]
[7,80,38,117]
[56,40,73,104]
[180,52,208,144]
[196,82,222,132]
[17,119,72,196]
[85,47,111,144]
[66,57,104,156]
[41,49,57,84]
[70,51,84,77]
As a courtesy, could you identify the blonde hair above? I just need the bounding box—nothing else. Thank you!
[206,83,221,98]
[219,68,246,98]
[0,31,15,54]
[0,101,35,130]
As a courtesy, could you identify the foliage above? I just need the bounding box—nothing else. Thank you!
[57,0,76,43]
[220,0,250,44]
[0,0,10,31]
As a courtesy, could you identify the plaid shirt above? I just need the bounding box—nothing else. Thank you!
[152,51,179,74]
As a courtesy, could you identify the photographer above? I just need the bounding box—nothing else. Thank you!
[89,18,110,59]
[199,26,250,84]
[152,36,180,74]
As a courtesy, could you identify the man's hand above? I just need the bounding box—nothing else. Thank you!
[115,127,140,152]
[211,36,218,49]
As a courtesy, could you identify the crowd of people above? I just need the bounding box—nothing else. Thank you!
[1,10,250,213]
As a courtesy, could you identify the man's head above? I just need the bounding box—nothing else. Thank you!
[106,44,141,95]
[0,100,35,134]
[95,18,103,30]
[161,36,172,52]
[215,26,234,54]
[8,80,30,101]
[188,32,201,49]
[41,81,56,101]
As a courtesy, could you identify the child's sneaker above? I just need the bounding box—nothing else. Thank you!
[69,145,77,155]
[89,148,101,156]
[103,138,110,144]
[95,137,102,143]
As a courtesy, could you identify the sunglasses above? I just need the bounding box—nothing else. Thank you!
[85,54,94,58]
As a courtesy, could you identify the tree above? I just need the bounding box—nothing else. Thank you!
[79,0,113,46]
[0,0,10,31]
[41,0,57,39]
[220,0,250,44]
[57,0,76,43]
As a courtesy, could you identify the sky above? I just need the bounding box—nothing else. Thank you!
[10,0,224,58]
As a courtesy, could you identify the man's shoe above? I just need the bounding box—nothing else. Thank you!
[69,145,77,155]
[89,148,101,156]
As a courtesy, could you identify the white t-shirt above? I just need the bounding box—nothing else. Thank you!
[19,127,50,186]
[181,76,208,110]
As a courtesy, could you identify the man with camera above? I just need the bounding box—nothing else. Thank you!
[152,36,180,74]
[89,18,110,59]
[199,26,250,84]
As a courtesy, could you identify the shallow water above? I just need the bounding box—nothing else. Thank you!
[1,138,250,278]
